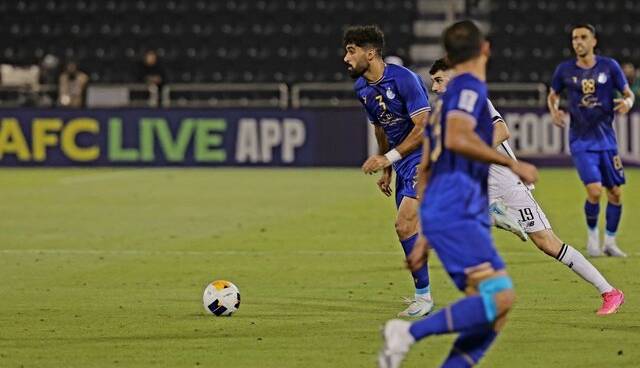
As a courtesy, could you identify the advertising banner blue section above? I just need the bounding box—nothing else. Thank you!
[0,109,369,166]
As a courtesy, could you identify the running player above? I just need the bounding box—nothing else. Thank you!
[429,58,624,315]
[547,24,634,257]
[343,25,433,317]
[378,20,537,368]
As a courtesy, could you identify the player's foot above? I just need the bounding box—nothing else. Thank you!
[489,201,528,242]
[586,228,603,257]
[398,295,434,318]
[378,319,414,368]
[603,237,627,257]
[597,289,624,315]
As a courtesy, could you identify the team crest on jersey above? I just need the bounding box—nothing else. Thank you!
[386,87,396,100]
[597,72,607,84]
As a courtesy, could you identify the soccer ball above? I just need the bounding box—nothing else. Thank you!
[202,280,241,316]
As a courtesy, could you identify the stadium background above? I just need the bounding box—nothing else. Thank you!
[0,0,639,167]
[1,1,640,368]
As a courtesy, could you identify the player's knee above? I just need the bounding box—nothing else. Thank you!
[607,187,622,204]
[394,217,416,238]
[585,185,602,201]
[478,275,515,323]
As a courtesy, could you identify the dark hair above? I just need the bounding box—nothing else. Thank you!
[442,20,484,66]
[571,23,597,37]
[429,58,450,75]
[343,25,385,57]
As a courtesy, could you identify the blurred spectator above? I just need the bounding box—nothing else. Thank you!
[39,54,60,85]
[622,62,640,100]
[138,50,165,90]
[384,55,405,66]
[58,62,88,108]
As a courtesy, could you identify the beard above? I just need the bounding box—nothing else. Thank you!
[346,62,367,79]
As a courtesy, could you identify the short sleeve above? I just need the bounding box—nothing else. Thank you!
[396,72,431,118]
[486,98,503,124]
[445,81,487,124]
[609,58,629,92]
[550,63,565,93]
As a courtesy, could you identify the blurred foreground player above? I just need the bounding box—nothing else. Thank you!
[344,25,433,317]
[430,58,624,315]
[379,21,537,368]
[547,24,634,257]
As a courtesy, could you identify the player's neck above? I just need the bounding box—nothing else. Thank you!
[576,53,597,69]
[453,59,486,81]
[364,60,386,83]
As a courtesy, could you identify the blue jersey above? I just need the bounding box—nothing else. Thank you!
[354,64,431,177]
[421,73,494,231]
[551,56,628,153]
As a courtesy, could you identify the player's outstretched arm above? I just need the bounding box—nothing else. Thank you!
[416,136,432,200]
[492,120,510,147]
[445,113,538,185]
[547,89,566,127]
[361,111,428,174]
[614,86,635,114]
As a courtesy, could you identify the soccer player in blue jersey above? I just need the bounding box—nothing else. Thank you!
[431,58,624,315]
[548,24,635,257]
[378,21,538,368]
[343,25,434,317]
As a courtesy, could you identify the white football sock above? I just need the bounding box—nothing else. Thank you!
[557,244,613,294]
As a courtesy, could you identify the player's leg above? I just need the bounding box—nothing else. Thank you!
[528,229,624,315]
[379,225,514,368]
[603,186,625,256]
[572,151,604,256]
[488,187,527,242]
[395,195,433,317]
[601,150,627,257]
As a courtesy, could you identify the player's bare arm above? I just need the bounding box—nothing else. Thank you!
[361,111,428,174]
[613,86,635,114]
[416,136,432,200]
[492,119,510,147]
[371,125,393,196]
[547,89,566,127]
[445,112,538,184]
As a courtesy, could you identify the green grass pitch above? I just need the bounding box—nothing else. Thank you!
[1,168,639,367]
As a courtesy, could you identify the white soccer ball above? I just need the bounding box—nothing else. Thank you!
[202,280,241,316]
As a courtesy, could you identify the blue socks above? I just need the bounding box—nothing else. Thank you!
[409,295,490,340]
[585,200,622,235]
[400,234,430,290]
[442,328,498,367]
[605,203,622,236]
[584,200,599,229]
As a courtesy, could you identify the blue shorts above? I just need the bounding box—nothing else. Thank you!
[423,221,506,291]
[394,165,418,208]
[571,149,625,188]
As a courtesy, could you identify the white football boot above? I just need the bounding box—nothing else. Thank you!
[489,201,528,242]
[603,233,627,257]
[378,319,415,368]
[398,295,434,318]
[587,228,603,257]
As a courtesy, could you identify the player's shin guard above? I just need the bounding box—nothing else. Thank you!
[408,276,512,340]
[441,327,498,368]
[400,234,430,290]
[605,203,622,236]
[556,244,613,294]
[584,200,599,229]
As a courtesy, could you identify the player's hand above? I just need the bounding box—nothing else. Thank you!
[362,155,391,174]
[376,172,392,197]
[510,160,538,185]
[406,234,430,272]
[550,109,567,128]
[614,98,632,114]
